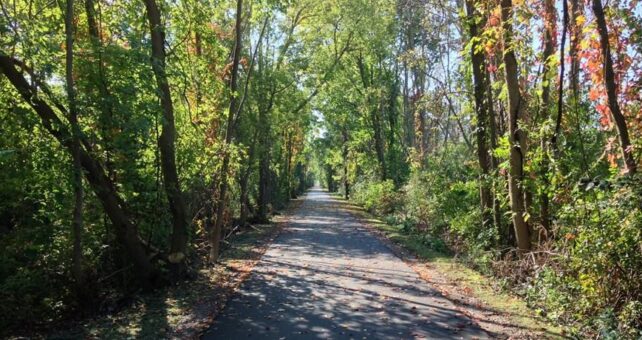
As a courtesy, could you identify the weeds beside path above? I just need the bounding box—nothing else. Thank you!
[337,194,566,339]
[43,197,304,339]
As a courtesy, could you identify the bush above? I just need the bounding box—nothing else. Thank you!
[526,177,642,337]
[353,179,401,215]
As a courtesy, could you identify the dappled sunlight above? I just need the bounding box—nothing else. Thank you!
[203,190,488,339]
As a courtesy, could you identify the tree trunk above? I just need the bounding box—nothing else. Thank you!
[285,130,294,198]
[500,0,531,252]
[210,0,243,262]
[238,173,251,227]
[466,0,493,230]
[0,55,155,287]
[65,0,85,294]
[257,113,271,222]
[485,68,503,237]
[569,0,582,99]
[357,56,386,180]
[412,67,427,164]
[85,0,115,182]
[372,105,387,180]
[143,0,189,271]
[342,128,350,199]
[239,133,257,227]
[538,0,556,237]
[592,0,637,175]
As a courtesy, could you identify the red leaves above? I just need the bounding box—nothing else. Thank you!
[589,87,601,101]
[598,105,611,127]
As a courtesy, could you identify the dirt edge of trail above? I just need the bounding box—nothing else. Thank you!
[187,197,306,339]
[339,199,564,340]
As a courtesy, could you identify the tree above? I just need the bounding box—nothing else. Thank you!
[0,56,156,287]
[500,0,530,252]
[143,0,189,271]
[537,0,557,235]
[210,0,243,262]
[465,0,494,230]
[64,0,85,294]
[592,0,637,175]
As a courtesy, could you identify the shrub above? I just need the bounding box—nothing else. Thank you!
[526,177,642,337]
[353,179,401,215]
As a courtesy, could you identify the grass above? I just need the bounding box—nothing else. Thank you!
[334,193,565,339]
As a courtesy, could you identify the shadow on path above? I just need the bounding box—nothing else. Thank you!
[202,188,488,339]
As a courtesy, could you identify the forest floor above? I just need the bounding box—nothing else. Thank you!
[44,199,304,339]
[202,187,562,339]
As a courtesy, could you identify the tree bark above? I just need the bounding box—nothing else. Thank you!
[257,108,271,222]
[465,0,493,230]
[85,0,116,180]
[357,56,387,180]
[143,0,189,270]
[487,76,503,241]
[592,0,637,175]
[568,0,582,99]
[538,0,556,236]
[372,106,387,180]
[553,0,569,154]
[65,0,85,293]
[210,0,243,262]
[0,55,155,287]
[239,132,258,227]
[285,130,294,198]
[500,0,531,252]
[342,128,350,199]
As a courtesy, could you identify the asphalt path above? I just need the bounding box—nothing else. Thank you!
[203,188,488,339]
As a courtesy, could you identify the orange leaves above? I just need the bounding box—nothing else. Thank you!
[240,57,249,69]
[597,105,611,126]
[208,22,232,40]
[488,15,500,28]
[221,62,234,81]
[589,87,601,101]
[588,87,612,128]
[605,137,620,169]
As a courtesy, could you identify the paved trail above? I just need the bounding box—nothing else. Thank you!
[203,188,488,339]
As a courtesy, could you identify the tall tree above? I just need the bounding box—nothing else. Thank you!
[500,0,530,252]
[465,0,494,230]
[592,0,637,175]
[143,0,189,270]
[568,0,582,98]
[538,0,557,235]
[210,0,244,262]
[64,0,85,293]
[85,0,116,180]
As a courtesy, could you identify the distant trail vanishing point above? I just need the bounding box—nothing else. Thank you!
[203,187,488,339]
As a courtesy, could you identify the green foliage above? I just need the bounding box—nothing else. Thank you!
[526,178,642,337]
[402,148,497,250]
[352,179,401,215]
[2,0,642,337]
[0,0,319,334]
